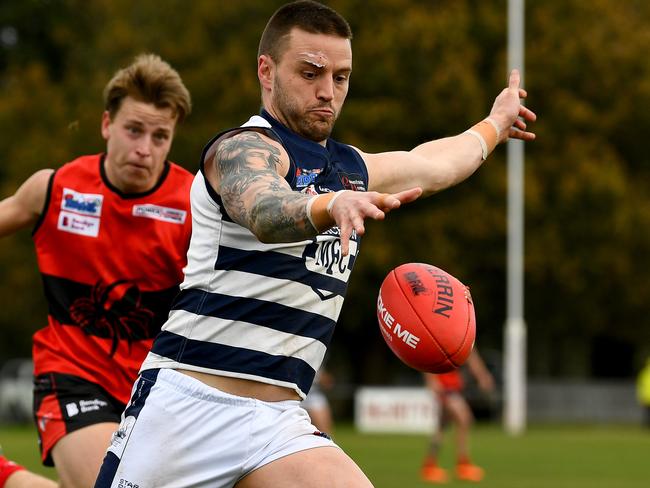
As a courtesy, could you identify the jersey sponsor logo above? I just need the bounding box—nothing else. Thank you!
[338,172,367,192]
[65,402,79,417]
[132,204,187,224]
[57,211,101,237]
[302,231,359,300]
[61,188,103,216]
[295,168,322,189]
[65,399,109,417]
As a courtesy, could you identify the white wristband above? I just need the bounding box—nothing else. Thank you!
[305,195,319,229]
[326,190,349,215]
[485,117,501,141]
[465,129,488,160]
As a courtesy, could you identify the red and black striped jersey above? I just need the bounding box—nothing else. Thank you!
[32,153,192,404]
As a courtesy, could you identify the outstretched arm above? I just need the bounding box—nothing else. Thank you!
[362,69,536,196]
[0,169,52,237]
[206,130,421,255]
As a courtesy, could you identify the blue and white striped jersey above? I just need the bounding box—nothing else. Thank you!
[140,111,369,398]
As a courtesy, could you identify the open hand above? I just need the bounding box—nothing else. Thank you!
[330,187,422,255]
[489,69,536,143]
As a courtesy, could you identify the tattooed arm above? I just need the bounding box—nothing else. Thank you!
[207,130,317,243]
[205,129,422,251]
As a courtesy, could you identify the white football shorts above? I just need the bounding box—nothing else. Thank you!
[94,368,337,488]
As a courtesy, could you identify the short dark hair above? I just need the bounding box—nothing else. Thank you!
[258,1,352,61]
[103,53,192,123]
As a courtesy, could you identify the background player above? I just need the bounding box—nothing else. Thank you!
[0,53,192,488]
[302,368,335,434]
[421,349,496,483]
[94,2,535,487]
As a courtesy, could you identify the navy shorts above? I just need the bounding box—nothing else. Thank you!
[33,373,126,466]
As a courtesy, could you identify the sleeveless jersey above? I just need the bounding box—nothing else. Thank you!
[32,154,193,404]
[141,110,369,398]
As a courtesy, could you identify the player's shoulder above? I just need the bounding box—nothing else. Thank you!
[226,127,283,148]
[166,160,195,180]
[55,153,101,177]
[215,128,289,166]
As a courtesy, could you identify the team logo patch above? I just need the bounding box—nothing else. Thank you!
[338,172,366,191]
[109,415,137,460]
[296,168,322,189]
[58,211,100,237]
[132,204,187,224]
[61,188,103,216]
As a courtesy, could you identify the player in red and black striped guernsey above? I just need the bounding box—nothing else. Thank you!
[0,53,192,488]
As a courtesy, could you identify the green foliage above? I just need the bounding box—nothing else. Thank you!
[0,0,648,380]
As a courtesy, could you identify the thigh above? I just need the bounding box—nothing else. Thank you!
[444,393,473,425]
[33,373,124,467]
[51,422,118,488]
[236,446,373,488]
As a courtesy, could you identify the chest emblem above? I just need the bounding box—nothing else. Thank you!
[132,204,187,224]
[338,172,366,192]
[58,188,104,237]
[295,168,322,189]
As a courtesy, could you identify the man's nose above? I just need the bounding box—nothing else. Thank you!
[316,77,334,101]
[135,135,152,157]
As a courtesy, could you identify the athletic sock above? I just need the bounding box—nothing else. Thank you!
[457,455,471,465]
[422,455,438,467]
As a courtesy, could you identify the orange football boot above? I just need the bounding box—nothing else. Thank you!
[455,462,485,482]
[420,463,449,483]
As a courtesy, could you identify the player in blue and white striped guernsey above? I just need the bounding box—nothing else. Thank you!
[94,2,536,487]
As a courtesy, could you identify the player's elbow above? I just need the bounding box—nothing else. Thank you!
[248,199,283,243]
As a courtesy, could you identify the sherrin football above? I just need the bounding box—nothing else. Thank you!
[377,263,476,373]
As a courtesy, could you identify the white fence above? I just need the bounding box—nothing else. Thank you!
[354,381,643,433]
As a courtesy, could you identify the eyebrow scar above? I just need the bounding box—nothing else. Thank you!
[297,51,328,69]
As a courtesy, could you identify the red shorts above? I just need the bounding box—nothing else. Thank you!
[33,373,126,466]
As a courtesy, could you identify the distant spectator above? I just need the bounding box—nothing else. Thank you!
[637,357,650,428]
[302,368,335,434]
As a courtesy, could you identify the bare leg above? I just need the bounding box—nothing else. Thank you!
[5,469,56,488]
[443,394,473,463]
[51,422,118,488]
[236,446,373,488]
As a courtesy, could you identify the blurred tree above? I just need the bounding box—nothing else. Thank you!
[0,0,648,385]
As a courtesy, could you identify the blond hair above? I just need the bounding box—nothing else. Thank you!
[103,53,191,123]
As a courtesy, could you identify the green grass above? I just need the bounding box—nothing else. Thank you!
[0,423,56,480]
[1,423,649,487]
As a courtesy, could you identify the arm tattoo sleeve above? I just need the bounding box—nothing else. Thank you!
[215,131,318,242]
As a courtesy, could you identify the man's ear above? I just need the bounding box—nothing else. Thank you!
[100,111,112,140]
[258,54,274,91]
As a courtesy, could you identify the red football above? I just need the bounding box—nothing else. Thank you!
[376,263,476,373]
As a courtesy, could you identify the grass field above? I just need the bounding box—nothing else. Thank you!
[1,422,648,487]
